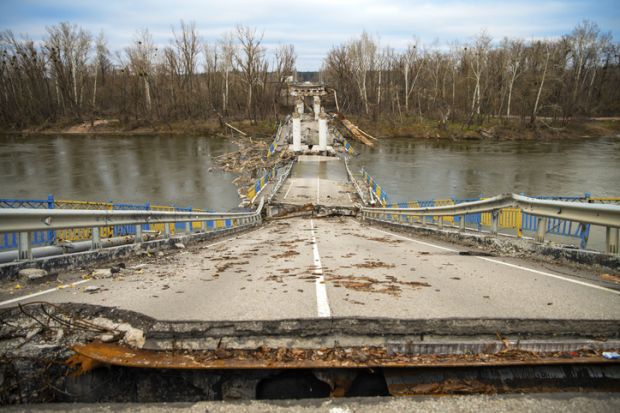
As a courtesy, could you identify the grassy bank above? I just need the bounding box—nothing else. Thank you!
[3,116,619,141]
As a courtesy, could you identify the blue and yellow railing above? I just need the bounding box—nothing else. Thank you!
[361,169,390,206]
[381,193,612,248]
[246,167,278,202]
[332,128,354,155]
[0,195,238,250]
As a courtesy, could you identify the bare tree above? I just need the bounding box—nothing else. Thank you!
[235,25,265,122]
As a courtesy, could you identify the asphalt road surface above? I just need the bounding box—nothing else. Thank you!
[2,217,618,322]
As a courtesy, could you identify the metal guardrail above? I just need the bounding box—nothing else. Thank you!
[332,127,354,155]
[268,161,295,203]
[361,168,390,206]
[0,199,264,262]
[361,194,620,255]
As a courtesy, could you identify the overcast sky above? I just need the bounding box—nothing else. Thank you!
[1,0,618,70]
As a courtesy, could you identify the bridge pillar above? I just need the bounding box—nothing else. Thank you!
[318,112,328,151]
[292,112,302,151]
[313,96,321,120]
[296,98,304,115]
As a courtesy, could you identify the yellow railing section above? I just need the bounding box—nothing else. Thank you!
[54,200,114,241]
[481,208,523,237]
[151,205,176,235]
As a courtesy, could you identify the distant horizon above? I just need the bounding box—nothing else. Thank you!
[1,0,619,71]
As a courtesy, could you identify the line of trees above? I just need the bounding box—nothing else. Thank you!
[1,20,618,130]
[322,21,620,126]
[0,21,296,128]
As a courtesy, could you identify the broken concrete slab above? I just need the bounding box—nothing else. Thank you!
[18,268,51,283]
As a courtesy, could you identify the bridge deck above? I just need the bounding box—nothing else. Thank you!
[3,217,617,323]
[272,155,357,207]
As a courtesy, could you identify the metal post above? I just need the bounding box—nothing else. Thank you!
[47,194,55,244]
[164,222,171,238]
[201,220,207,232]
[92,227,102,249]
[606,227,619,255]
[438,216,444,229]
[421,215,427,226]
[536,217,548,243]
[185,221,191,235]
[134,225,142,244]
[459,215,465,231]
[18,231,32,261]
[491,210,499,235]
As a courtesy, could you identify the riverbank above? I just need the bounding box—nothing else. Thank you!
[3,116,619,141]
[353,116,620,141]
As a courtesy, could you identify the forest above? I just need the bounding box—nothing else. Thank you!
[1,20,618,134]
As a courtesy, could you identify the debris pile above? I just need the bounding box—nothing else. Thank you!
[212,135,294,195]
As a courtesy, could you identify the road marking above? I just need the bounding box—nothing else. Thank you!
[0,237,241,308]
[0,279,91,307]
[283,181,294,199]
[476,256,620,295]
[367,225,620,295]
[310,219,331,317]
[316,178,320,204]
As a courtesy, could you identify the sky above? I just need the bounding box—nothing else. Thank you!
[0,0,618,70]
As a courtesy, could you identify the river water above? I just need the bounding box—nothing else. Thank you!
[349,137,620,202]
[1,135,618,210]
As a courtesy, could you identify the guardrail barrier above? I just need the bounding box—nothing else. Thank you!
[0,197,264,262]
[363,194,620,255]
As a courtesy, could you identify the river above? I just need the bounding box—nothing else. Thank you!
[1,135,618,210]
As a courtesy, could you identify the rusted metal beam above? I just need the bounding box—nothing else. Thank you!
[69,342,620,372]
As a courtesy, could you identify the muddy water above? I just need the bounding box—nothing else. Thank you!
[0,134,239,211]
[349,137,620,202]
[1,134,619,211]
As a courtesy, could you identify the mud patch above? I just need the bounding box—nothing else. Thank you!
[325,274,430,296]
[271,250,300,259]
[352,260,396,269]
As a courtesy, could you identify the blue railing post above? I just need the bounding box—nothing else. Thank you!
[47,194,55,244]
[145,202,151,232]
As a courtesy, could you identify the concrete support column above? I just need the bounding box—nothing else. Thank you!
[313,96,321,120]
[296,98,304,115]
[292,112,302,151]
[318,112,328,151]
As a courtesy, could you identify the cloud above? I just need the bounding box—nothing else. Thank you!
[0,0,618,70]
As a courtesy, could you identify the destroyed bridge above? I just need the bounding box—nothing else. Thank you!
[1,82,620,402]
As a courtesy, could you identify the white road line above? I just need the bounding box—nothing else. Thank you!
[283,181,294,199]
[0,237,242,308]
[367,225,620,295]
[0,279,91,307]
[316,178,320,204]
[476,256,620,295]
[310,219,331,317]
